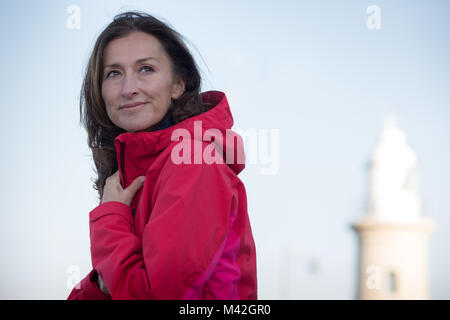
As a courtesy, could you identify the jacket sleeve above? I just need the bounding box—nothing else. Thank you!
[88,159,238,299]
[67,269,111,300]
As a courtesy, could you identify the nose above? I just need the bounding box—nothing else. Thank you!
[121,73,139,99]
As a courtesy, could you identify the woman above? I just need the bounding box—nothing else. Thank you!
[67,11,257,300]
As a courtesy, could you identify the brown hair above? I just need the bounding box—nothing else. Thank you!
[79,11,210,201]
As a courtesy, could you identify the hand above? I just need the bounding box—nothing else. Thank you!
[97,274,110,295]
[101,170,145,207]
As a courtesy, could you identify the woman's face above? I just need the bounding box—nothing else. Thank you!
[101,31,185,132]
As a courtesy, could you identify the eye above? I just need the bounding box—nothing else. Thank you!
[106,70,120,79]
[140,65,154,73]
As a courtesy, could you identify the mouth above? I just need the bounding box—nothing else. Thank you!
[120,102,147,110]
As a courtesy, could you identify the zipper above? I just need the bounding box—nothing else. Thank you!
[119,140,127,189]
[119,140,136,219]
[119,141,136,222]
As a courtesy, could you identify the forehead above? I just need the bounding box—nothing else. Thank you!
[103,31,167,64]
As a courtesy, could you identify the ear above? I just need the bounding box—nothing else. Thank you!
[171,76,185,100]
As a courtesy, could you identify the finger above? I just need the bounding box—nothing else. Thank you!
[125,176,145,196]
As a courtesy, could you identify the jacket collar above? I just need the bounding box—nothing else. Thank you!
[113,91,245,188]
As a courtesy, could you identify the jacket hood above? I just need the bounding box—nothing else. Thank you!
[114,91,245,187]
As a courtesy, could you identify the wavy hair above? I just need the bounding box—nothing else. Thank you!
[80,11,211,201]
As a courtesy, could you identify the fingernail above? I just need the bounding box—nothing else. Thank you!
[141,176,146,182]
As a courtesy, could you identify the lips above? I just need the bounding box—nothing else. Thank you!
[120,102,147,110]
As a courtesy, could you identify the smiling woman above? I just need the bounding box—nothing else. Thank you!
[80,11,209,200]
[101,31,185,133]
[68,11,257,300]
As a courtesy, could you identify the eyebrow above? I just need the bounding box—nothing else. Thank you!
[104,57,159,69]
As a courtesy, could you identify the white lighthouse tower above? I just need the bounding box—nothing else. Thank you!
[352,113,434,299]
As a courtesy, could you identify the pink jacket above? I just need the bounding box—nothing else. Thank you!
[68,91,257,300]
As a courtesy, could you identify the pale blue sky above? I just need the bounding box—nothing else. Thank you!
[0,0,449,299]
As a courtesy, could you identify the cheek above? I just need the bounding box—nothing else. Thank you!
[102,83,119,108]
[101,83,113,104]
[152,74,175,97]
[101,84,116,118]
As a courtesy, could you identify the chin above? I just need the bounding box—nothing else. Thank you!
[124,121,158,133]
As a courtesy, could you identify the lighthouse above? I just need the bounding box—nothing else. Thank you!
[352,113,434,299]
